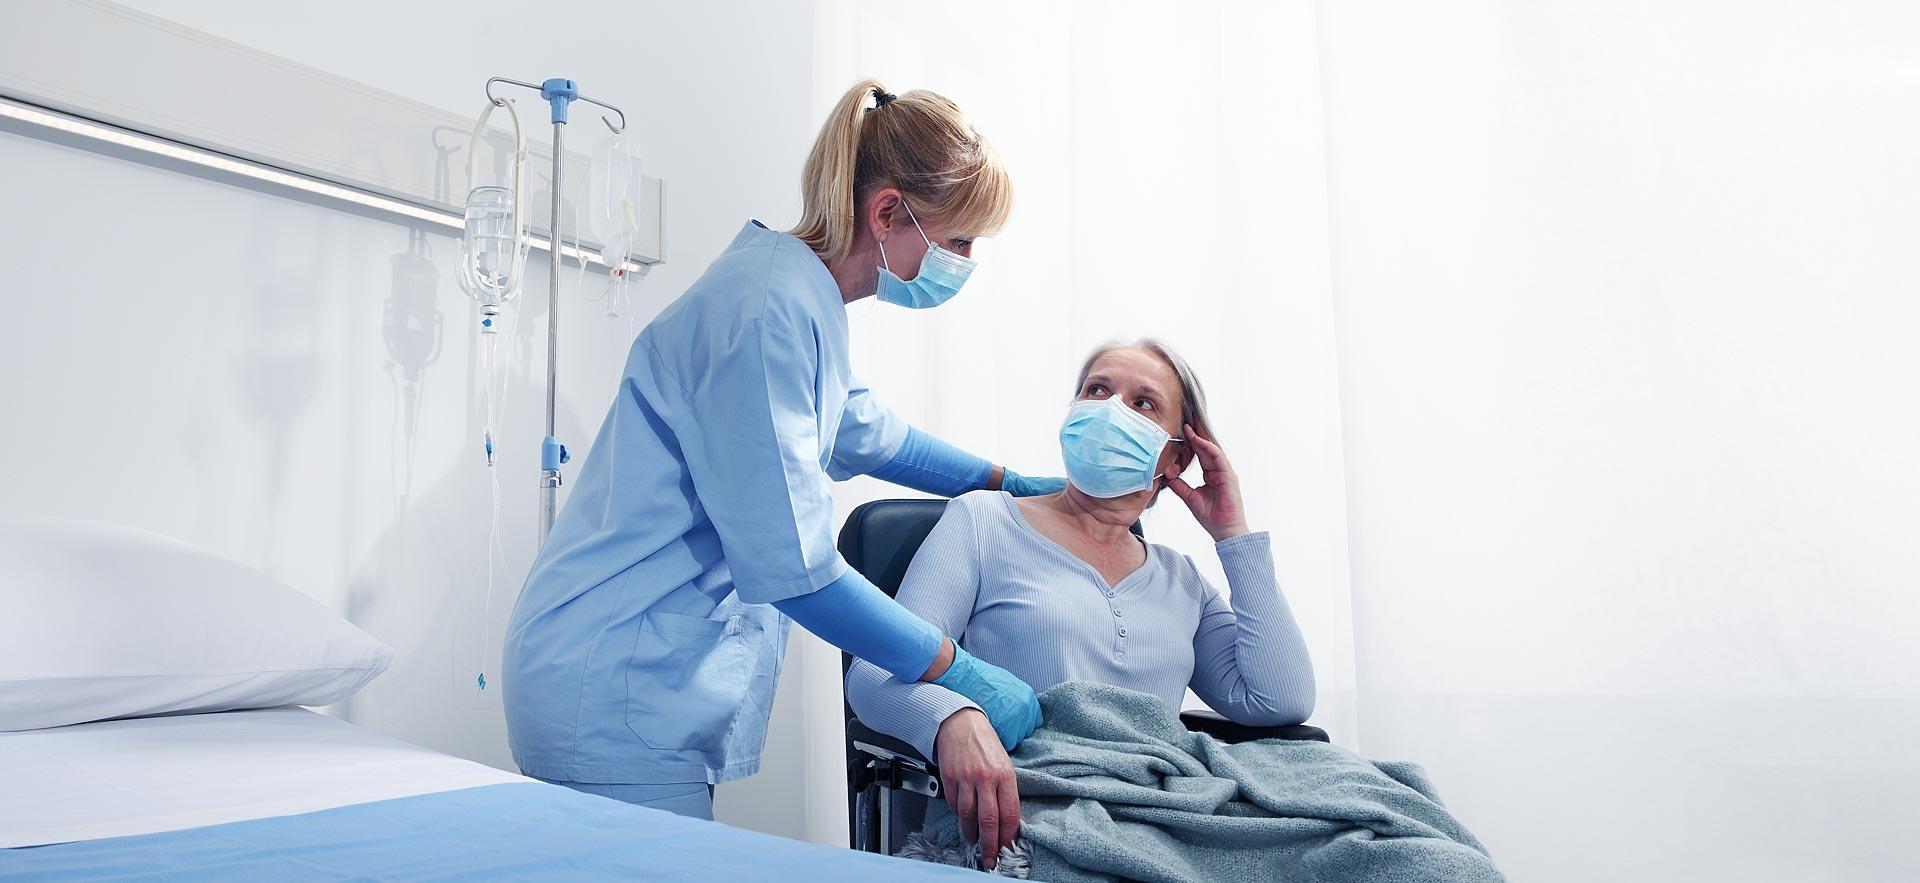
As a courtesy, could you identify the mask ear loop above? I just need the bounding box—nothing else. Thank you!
[1154,437,1189,488]
[901,198,934,248]
[875,194,933,276]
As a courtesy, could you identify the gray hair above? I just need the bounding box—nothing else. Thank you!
[1072,337,1215,471]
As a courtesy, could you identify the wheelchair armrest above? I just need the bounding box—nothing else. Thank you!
[849,717,934,766]
[849,716,942,797]
[1181,708,1329,744]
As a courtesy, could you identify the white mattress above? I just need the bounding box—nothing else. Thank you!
[0,706,526,848]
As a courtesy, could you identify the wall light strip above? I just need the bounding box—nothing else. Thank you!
[0,95,642,271]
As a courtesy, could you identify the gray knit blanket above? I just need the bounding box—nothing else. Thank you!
[908,682,1505,883]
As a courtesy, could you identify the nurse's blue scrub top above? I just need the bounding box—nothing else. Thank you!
[503,221,907,785]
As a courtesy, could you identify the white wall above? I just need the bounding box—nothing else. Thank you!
[1319,2,1920,880]
[1,0,835,843]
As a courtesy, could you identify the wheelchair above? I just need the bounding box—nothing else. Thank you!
[839,498,1331,855]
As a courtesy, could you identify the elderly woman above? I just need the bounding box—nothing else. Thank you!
[845,339,1316,869]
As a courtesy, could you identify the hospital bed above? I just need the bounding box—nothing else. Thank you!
[0,708,985,880]
[836,499,1330,856]
[0,515,978,881]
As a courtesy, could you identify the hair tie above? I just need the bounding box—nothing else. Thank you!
[871,89,898,109]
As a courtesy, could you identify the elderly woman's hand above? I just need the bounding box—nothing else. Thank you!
[934,708,1021,871]
[1165,426,1250,541]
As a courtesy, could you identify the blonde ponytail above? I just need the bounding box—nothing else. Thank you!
[791,79,1013,264]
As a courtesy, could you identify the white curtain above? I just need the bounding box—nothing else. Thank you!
[1317,2,1920,880]
[804,1,1919,880]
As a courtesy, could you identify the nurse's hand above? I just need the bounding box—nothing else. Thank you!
[935,709,1021,871]
[1164,426,1250,542]
[930,644,1043,749]
[998,469,1068,497]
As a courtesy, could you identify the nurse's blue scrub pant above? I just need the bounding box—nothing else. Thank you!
[534,777,715,821]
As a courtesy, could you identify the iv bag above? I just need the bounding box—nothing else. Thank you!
[585,134,642,257]
[457,98,528,309]
[459,185,521,306]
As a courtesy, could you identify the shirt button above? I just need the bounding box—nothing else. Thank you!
[1106,590,1116,598]
[1118,628,1128,637]
[1114,609,1123,618]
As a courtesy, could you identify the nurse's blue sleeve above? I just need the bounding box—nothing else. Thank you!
[826,386,992,495]
[660,319,844,604]
[868,427,993,496]
[825,376,909,481]
[772,569,940,681]
[827,376,1066,498]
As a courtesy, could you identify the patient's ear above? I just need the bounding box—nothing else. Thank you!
[1172,439,1198,475]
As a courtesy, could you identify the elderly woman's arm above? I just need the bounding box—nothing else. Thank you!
[843,497,1025,869]
[844,499,984,759]
[1186,531,1316,726]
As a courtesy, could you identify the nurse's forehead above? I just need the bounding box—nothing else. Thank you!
[932,224,984,240]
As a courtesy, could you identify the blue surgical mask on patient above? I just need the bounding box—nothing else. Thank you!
[875,202,974,309]
[1058,398,1183,498]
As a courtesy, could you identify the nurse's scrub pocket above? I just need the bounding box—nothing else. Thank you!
[624,605,780,754]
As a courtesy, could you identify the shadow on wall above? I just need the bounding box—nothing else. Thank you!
[328,117,647,769]
[338,227,607,773]
[238,201,325,576]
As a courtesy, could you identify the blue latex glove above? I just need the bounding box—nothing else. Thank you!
[933,644,1043,750]
[1000,469,1068,497]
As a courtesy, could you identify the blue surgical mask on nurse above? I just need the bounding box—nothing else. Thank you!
[875,200,975,309]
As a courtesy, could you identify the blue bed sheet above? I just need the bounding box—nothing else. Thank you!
[0,782,973,881]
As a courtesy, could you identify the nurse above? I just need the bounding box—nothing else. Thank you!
[502,80,1056,821]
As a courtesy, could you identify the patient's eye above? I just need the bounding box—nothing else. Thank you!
[1134,398,1156,411]
[1086,383,1110,398]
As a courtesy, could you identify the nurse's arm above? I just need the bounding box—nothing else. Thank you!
[661,319,948,680]
[826,378,1042,498]
[667,320,1029,725]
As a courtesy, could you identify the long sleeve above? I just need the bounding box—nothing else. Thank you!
[825,375,910,481]
[864,426,995,497]
[1187,531,1316,726]
[772,568,941,681]
[844,499,984,760]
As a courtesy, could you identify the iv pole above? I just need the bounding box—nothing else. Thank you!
[483,76,628,546]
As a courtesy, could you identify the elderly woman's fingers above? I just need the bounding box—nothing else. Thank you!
[976,786,1003,869]
[1186,425,1232,469]
[952,779,979,846]
[1166,476,1217,525]
[994,774,1022,869]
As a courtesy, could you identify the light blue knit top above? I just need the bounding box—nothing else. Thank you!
[845,491,1315,760]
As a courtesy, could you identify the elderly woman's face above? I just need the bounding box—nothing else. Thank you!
[1075,348,1191,481]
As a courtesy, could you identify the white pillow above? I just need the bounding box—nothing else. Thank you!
[0,516,393,731]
